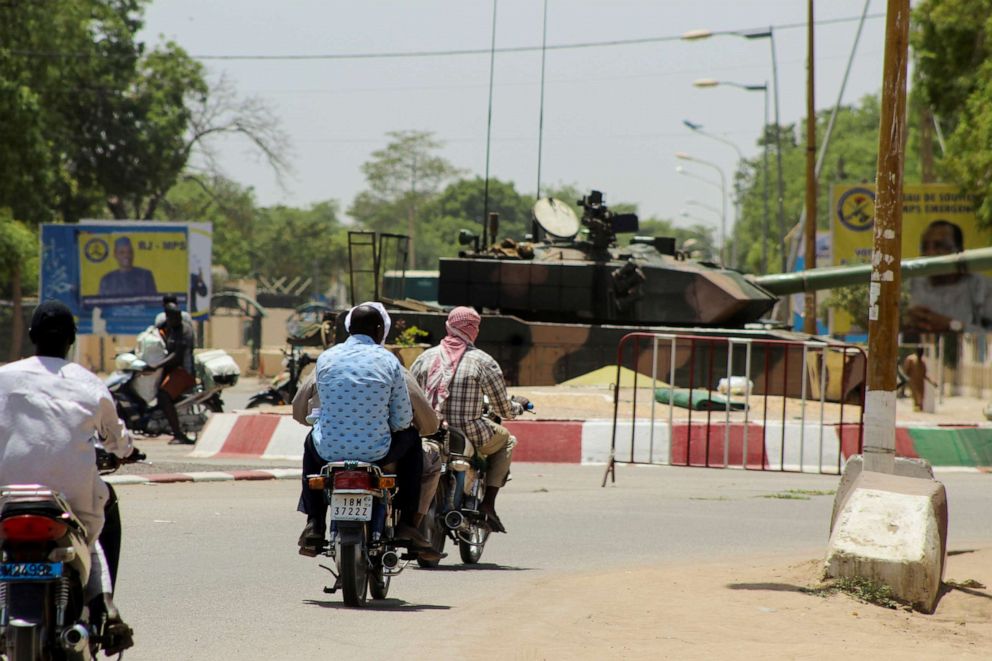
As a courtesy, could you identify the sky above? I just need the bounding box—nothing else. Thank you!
[140,0,888,237]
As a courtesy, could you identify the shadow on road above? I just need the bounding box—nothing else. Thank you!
[303,598,451,611]
[417,562,534,573]
[726,582,808,593]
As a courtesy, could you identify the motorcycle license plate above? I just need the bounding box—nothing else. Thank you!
[331,494,373,521]
[0,562,63,582]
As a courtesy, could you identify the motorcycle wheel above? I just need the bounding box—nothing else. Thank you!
[368,562,390,600]
[339,542,368,607]
[416,505,448,569]
[459,523,489,565]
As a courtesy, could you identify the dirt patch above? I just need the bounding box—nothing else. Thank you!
[436,548,992,659]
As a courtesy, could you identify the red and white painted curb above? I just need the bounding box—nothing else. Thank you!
[105,468,300,485]
[186,412,873,474]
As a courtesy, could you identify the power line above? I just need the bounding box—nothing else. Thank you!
[10,13,884,62]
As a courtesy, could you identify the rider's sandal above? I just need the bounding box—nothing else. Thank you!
[483,512,507,534]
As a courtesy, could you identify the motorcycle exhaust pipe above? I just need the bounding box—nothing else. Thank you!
[444,510,467,532]
[381,551,400,570]
[60,624,90,652]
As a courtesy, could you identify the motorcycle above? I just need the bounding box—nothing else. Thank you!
[417,396,533,568]
[105,349,239,441]
[304,461,407,608]
[246,346,316,409]
[0,448,143,660]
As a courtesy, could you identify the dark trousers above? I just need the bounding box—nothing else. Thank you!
[99,483,121,591]
[298,427,422,527]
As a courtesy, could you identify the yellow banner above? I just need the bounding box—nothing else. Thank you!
[830,183,990,334]
[79,231,188,298]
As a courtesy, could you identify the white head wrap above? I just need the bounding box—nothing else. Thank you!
[343,301,391,345]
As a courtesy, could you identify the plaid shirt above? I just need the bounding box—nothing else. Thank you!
[411,345,516,445]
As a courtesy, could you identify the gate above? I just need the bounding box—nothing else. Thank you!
[602,332,866,485]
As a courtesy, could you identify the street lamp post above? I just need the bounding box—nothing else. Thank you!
[692,80,770,273]
[684,27,786,271]
[681,118,744,268]
[676,152,726,265]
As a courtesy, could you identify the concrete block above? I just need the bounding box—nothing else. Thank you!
[825,470,948,613]
[830,454,934,532]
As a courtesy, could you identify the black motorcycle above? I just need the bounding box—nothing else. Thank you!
[0,447,143,660]
[246,347,316,409]
[418,396,533,568]
[305,462,407,608]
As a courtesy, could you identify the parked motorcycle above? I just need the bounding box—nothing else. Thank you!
[0,447,143,660]
[105,349,239,441]
[246,346,316,409]
[418,396,533,568]
[305,462,406,608]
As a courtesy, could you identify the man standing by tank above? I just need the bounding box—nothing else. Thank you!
[411,306,524,534]
[98,236,158,297]
[906,220,992,333]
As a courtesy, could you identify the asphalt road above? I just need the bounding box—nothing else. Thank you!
[112,464,992,660]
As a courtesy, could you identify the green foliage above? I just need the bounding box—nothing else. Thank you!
[348,131,462,268]
[0,211,38,297]
[805,576,906,610]
[157,175,259,277]
[254,202,348,283]
[912,1,992,227]
[0,0,210,224]
[392,322,429,348]
[158,176,348,291]
[824,282,911,333]
[732,95,922,275]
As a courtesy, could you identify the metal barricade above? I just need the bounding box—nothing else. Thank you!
[602,332,866,485]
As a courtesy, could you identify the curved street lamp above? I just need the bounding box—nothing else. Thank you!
[675,152,727,265]
[683,27,786,271]
[692,79,771,273]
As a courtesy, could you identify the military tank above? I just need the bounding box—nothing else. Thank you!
[377,190,992,392]
[437,190,776,327]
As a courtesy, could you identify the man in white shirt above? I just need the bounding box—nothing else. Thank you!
[0,301,136,653]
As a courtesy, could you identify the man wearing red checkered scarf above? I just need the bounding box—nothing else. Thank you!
[411,306,525,533]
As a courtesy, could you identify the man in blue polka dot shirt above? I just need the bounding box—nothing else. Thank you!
[297,304,435,557]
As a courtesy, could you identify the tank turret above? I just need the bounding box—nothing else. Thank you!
[438,191,780,326]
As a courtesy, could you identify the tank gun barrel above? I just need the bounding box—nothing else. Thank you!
[752,246,992,296]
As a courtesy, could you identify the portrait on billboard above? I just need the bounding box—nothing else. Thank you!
[96,236,158,296]
[79,230,187,308]
[40,222,211,335]
[830,183,992,335]
[905,220,992,333]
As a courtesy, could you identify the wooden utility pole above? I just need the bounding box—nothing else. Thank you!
[803,0,818,334]
[863,0,910,474]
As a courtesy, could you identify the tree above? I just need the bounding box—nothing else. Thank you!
[157,175,259,279]
[913,0,992,225]
[0,1,288,225]
[348,131,462,266]
[0,212,38,360]
[731,94,922,274]
[412,177,535,268]
[253,202,348,287]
